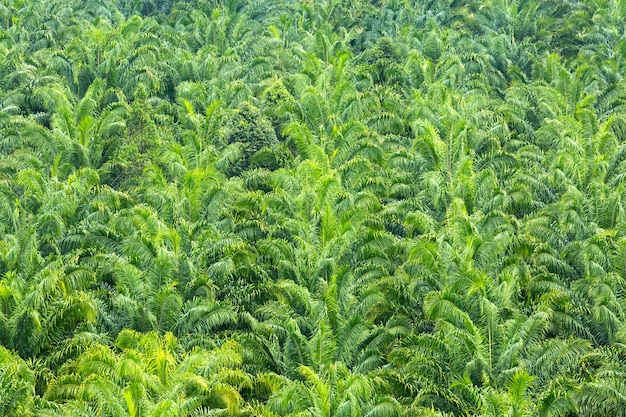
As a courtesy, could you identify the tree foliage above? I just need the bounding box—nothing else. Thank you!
[0,0,626,415]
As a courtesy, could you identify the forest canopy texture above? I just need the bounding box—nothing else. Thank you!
[1,0,626,415]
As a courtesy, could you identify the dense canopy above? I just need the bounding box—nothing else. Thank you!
[1,0,626,415]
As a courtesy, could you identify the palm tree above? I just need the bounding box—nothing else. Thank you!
[268,361,401,417]
[50,79,128,169]
[0,344,35,416]
[45,330,252,416]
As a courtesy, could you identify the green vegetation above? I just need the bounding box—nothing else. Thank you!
[1,0,626,415]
